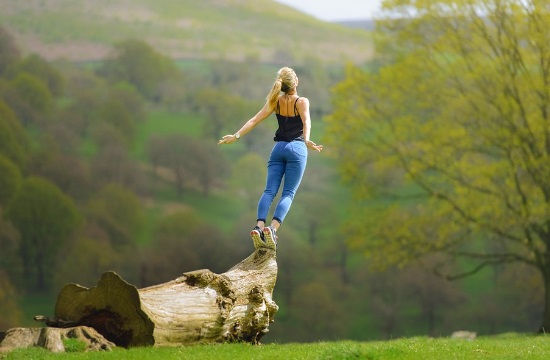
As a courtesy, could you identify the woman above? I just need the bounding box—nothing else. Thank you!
[218,67,323,249]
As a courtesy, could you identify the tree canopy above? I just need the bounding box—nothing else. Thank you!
[0,154,21,206]
[99,39,181,101]
[5,177,81,291]
[0,100,29,169]
[326,0,550,330]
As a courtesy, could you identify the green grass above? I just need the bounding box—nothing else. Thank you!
[132,110,204,160]
[4,335,550,359]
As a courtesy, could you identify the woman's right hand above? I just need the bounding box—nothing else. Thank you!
[306,140,323,152]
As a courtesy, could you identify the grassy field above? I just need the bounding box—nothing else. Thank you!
[0,0,373,64]
[3,334,550,359]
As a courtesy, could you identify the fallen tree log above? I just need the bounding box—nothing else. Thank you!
[33,244,278,348]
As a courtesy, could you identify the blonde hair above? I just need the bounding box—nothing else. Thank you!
[266,67,298,111]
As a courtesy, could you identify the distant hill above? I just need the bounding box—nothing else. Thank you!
[336,20,376,32]
[0,0,374,64]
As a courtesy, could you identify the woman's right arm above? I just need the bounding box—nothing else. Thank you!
[297,97,323,152]
[218,101,273,145]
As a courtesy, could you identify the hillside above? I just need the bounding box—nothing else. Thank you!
[0,0,374,64]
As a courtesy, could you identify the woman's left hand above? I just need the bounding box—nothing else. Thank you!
[218,134,238,145]
[306,140,323,152]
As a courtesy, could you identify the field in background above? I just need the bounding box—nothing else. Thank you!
[0,0,374,64]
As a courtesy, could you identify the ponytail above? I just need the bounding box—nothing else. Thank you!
[266,78,283,111]
[266,67,298,111]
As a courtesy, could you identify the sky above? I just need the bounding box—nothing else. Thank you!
[275,0,383,21]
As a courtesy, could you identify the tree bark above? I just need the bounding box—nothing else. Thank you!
[36,246,278,348]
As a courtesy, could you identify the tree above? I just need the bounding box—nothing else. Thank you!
[85,184,144,251]
[140,210,241,286]
[0,26,20,76]
[229,153,267,211]
[28,134,91,202]
[4,72,53,126]
[196,87,255,140]
[96,97,136,147]
[326,0,550,332]
[147,134,195,197]
[0,270,22,331]
[0,154,21,206]
[140,211,204,286]
[147,134,228,197]
[81,84,146,151]
[290,281,346,341]
[89,142,144,191]
[99,39,181,101]
[7,54,64,96]
[4,177,81,291]
[53,237,123,291]
[187,141,230,196]
[0,217,23,287]
[0,100,29,169]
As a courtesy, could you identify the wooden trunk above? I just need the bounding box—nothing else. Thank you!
[35,246,278,348]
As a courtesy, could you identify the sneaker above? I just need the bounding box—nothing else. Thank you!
[262,226,277,250]
[250,226,265,249]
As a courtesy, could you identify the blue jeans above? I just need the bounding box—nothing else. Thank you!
[257,141,307,225]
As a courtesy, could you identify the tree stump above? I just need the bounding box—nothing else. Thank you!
[35,246,278,348]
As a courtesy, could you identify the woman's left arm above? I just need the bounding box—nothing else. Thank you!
[298,97,323,152]
[218,102,273,145]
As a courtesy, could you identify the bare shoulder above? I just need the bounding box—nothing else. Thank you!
[297,96,310,109]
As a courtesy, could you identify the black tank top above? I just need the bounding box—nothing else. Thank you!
[274,97,304,142]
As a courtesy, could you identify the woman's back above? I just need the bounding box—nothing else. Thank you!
[276,95,301,117]
[274,95,304,142]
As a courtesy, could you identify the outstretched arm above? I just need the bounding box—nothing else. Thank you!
[218,102,273,145]
[297,97,323,152]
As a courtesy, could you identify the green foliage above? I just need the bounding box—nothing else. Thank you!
[0,217,23,284]
[4,176,82,291]
[0,270,22,330]
[0,100,29,168]
[196,87,252,140]
[147,133,229,197]
[327,1,550,275]
[0,154,21,205]
[7,54,64,96]
[141,208,251,284]
[4,72,53,125]
[53,237,122,290]
[229,153,266,211]
[86,184,144,250]
[95,98,136,147]
[326,0,550,332]
[290,281,347,341]
[100,39,181,101]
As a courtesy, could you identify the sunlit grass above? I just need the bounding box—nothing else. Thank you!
[132,110,204,160]
[5,335,550,360]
